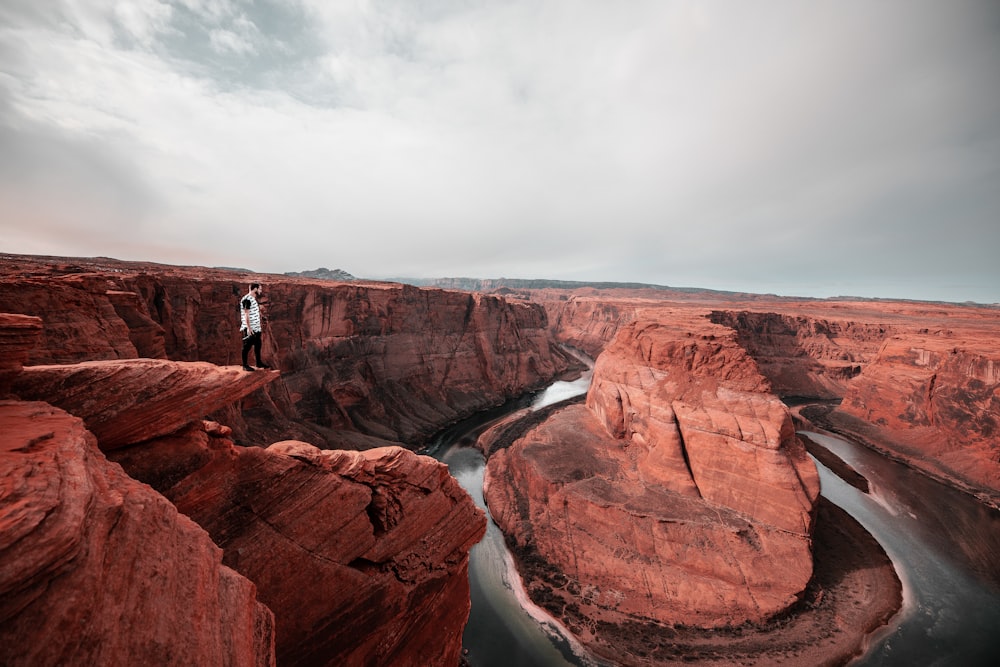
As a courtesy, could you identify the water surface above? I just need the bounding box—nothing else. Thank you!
[435,374,596,667]
[804,431,1000,666]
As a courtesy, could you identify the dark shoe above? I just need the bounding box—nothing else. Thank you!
[258,363,272,369]
[242,365,255,371]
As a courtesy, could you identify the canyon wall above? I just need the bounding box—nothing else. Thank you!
[712,302,1000,506]
[0,256,579,449]
[832,332,1000,502]
[0,399,276,667]
[540,294,638,358]
[707,310,881,399]
[1,323,487,666]
[1,254,527,666]
[483,309,821,659]
[527,287,1000,504]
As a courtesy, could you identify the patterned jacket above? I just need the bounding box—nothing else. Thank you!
[240,292,262,334]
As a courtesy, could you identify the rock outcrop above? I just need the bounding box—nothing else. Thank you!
[110,434,486,666]
[12,359,277,450]
[0,255,580,450]
[0,313,42,395]
[833,332,1000,502]
[483,310,821,653]
[2,300,489,667]
[0,401,275,667]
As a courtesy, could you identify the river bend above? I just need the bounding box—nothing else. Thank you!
[433,380,1000,665]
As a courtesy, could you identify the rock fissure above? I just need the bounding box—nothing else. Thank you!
[672,409,702,498]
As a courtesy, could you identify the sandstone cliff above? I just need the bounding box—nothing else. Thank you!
[0,271,494,667]
[832,331,1000,502]
[483,310,822,649]
[708,310,878,399]
[111,434,486,666]
[523,286,1000,504]
[0,255,579,450]
[708,303,1000,505]
[0,400,275,667]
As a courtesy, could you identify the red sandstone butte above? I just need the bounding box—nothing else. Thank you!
[0,401,274,667]
[110,434,486,667]
[484,311,821,641]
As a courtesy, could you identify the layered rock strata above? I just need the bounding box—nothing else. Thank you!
[0,313,42,395]
[12,359,277,450]
[540,294,640,358]
[0,255,579,449]
[2,308,488,666]
[484,312,821,648]
[110,435,486,666]
[708,310,880,399]
[832,333,1000,503]
[0,401,275,667]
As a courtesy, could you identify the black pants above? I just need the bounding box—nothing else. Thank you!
[242,331,262,366]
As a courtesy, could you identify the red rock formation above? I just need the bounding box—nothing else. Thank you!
[0,273,141,363]
[0,400,275,667]
[0,255,579,449]
[484,311,821,644]
[2,308,488,667]
[833,332,1000,502]
[0,313,42,395]
[708,310,879,399]
[540,293,639,357]
[527,287,1000,503]
[12,358,277,450]
[109,433,486,667]
[706,302,1000,505]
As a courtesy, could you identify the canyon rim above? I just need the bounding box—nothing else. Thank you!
[3,254,999,666]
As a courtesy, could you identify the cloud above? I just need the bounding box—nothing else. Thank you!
[1,0,999,302]
[113,1,174,48]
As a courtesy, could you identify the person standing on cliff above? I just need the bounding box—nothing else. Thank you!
[239,283,270,371]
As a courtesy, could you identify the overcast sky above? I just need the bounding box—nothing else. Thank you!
[2,1,998,303]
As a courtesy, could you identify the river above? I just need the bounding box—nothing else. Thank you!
[804,430,1000,666]
[431,379,1000,666]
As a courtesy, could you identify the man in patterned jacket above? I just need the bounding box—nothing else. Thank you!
[239,282,270,371]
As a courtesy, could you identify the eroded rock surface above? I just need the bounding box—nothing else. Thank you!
[0,313,42,394]
[833,332,1000,502]
[0,255,579,449]
[484,312,821,645]
[0,401,274,667]
[12,358,277,450]
[111,433,486,667]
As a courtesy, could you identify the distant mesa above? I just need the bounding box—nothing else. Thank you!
[284,267,356,281]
